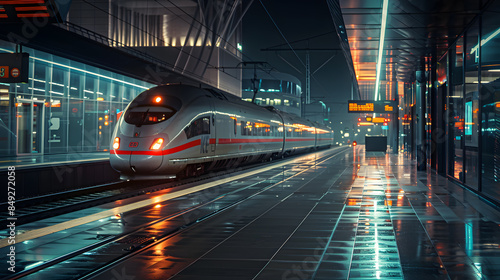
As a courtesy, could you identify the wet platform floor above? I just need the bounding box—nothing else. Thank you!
[88,146,500,280]
[0,152,109,170]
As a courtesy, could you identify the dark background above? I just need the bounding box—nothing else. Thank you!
[242,0,357,135]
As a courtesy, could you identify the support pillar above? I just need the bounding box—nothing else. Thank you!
[416,68,427,171]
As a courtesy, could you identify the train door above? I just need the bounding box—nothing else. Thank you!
[209,98,216,154]
[16,99,45,155]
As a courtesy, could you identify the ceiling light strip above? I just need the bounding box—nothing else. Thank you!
[374,0,389,101]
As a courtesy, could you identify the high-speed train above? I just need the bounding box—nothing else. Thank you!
[110,84,333,180]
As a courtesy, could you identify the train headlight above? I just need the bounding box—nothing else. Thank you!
[113,137,120,149]
[150,138,164,150]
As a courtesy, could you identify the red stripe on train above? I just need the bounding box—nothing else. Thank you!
[110,139,201,156]
[110,137,323,156]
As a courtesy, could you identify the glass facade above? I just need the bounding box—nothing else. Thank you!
[0,40,155,157]
[480,2,500,201]
[438,4,500,202]
[397,1,500,204]
[242,78,302,96]
[241,76,302,116]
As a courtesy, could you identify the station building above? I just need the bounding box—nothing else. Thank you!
[0,0,245,157]
[241,69,301,116]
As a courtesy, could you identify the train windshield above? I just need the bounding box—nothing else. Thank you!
[124,106,176,127]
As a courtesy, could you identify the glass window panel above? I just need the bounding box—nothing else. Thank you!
[47,97,68,153]
[480,3,500,202]
[97,100,111,151]
[69,71,82,99]
[83,100,97,151]
[16,102,31,154]
[84,76,95,99]
[260,79,280,92]
[448,37,465,181]
[32,63,47,96]
[98,79,111,101]
[68,99,84,152]
[51,67,66,97]
[0,89,12,156]
[464,22,480,190]
[0,40,154,157]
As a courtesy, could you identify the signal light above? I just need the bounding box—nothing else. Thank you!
[154,96,162,103]
[358,118,362,122]
[383,122,388,126]
[150,138,164,150]
[113,137,120,149]
[353,141,357,146]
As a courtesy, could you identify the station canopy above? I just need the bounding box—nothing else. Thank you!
[328,0,483,100]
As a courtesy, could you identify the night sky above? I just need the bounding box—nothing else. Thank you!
[242,0,357,133]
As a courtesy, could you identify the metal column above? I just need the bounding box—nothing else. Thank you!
[416,68,427,171]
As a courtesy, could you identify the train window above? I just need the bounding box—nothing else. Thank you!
[124,107,176,127]
[241,121,252,136]
[184,117,210,139]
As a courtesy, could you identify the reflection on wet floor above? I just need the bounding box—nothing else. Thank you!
[2,147,499,280]
[90,147,500,280]
[346,165,403,279]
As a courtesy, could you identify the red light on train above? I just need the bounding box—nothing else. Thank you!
[150,138,164,150]
[113,137,120,149]
[154,96,162,103]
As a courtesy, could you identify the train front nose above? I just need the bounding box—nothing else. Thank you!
[130,152,163,173]
[110,137,164,174]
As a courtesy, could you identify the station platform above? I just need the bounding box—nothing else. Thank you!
[0,152,109,170]
[0,152,118,199]
[1,146,499,280]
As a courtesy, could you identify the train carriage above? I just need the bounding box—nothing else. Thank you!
[110,84,333,180]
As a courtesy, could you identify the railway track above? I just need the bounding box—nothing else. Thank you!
[0,153,303,227]
[0,147,346,280]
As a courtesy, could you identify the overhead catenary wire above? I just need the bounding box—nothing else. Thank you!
[258,0,306,68]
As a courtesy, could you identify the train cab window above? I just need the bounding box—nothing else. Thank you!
[124,107,176,127]
[206,89,227,100]
[185,117,210,139]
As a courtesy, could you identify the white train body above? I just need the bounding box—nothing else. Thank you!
[110,84,333,180]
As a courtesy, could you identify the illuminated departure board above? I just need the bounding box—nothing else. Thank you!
[348,100,397,113]
[349,102,374,112]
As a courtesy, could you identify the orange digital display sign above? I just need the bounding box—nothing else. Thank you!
[348,100,397,113]
[349,102,374,112]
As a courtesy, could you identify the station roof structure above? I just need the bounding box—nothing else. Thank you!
[327,0,485,100]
